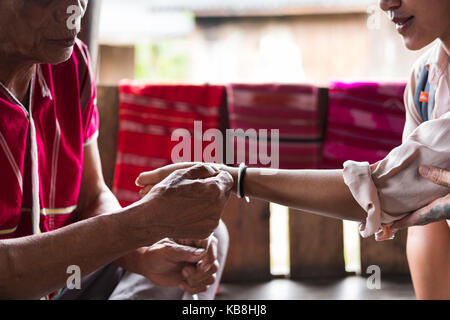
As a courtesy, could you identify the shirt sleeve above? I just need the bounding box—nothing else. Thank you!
[76,40,100,146]
[343,112,450,238]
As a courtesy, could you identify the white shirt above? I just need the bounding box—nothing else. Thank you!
[342,40,450,238]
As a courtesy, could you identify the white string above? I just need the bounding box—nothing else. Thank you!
[36,65,52,100]
[29,129,40,233]
[29,71,41,235]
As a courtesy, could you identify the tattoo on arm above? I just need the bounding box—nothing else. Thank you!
[418,204,450,225]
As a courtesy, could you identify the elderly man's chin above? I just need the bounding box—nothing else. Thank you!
[44,45,75,65]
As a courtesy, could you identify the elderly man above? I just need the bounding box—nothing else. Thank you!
[0,0,232,300]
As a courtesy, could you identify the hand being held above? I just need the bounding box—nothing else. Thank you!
[135,162,221,196]
[176,237,220,295]
[140,164,233,241]
[135,237,220,295]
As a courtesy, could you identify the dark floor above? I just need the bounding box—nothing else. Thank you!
[216,276,415,300]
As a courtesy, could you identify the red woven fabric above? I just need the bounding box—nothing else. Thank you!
[322,82,407,169]
[226,84,323,170]
[113,82,225,207]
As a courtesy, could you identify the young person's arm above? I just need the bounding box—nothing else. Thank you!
[225,167,368,222]
[138,163,369,223]
[137,114,450,237]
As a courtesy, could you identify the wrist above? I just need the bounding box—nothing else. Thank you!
[114,247,146,274]
[119,198,167,247]
[213,164,239,194]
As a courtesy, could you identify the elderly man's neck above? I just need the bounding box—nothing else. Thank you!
[0,55,36,107]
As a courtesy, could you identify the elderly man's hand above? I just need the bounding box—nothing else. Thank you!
[391,165,450,231]
[130,237,219,294]
[136,163,223,195]
[137,164,233,242]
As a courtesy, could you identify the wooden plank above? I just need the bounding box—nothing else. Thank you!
[289,210,346,278]
[96,85,120,189]
[288,87,345,279]
[219,90,271,282]
[98,45,135,85]
[79,0,102,73]
[360,229,409,276]
[194,6,369,18]
[221,195,272,283]
[318,87,329,138]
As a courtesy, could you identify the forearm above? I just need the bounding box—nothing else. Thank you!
[140,162,367,222]
[222,166,367,223]
[0,204,151,299]
[77,184,122,221]
[76,185,147,274]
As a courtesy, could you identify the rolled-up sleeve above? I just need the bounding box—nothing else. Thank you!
[343,112,450,238]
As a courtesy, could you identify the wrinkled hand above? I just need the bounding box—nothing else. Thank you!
[133,237,219,294]
[391,165,450,231]
[136,162,223,196]
[176,237,220,295]
[139,164,233,241]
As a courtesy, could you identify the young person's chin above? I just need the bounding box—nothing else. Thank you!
[402,36,435,51]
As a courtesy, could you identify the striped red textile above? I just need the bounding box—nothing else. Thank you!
[226,84,323,170]
[322,82,407,169]
[113,81,225,207]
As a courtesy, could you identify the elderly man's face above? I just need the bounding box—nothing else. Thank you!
[0,0,88,64]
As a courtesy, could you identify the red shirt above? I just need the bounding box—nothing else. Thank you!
[0,39,99,239]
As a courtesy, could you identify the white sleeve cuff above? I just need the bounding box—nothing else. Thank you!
[342,160,383,238]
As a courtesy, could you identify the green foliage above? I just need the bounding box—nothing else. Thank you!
[135,40,190,82]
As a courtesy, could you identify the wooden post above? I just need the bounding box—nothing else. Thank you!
[288,87,346,279]
[289,211,346,279]
[219,91,272,283]
[98,45,136,85]
[360,229,410,276]
[79,0,102,73]
[96,85,120,189]
[221,196,272,282]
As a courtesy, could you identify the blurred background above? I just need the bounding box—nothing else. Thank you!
[96,0,431,86]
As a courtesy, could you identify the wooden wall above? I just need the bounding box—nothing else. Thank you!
[96,85,410,283]
[98,46,136,85]
[97,86,120,189]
